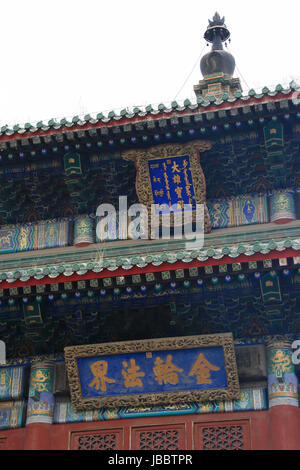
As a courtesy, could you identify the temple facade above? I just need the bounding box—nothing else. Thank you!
[0,13,300,450]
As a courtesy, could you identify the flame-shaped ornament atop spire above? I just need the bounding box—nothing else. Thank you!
[209,12,225,26]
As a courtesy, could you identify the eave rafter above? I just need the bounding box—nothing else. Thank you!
[0,85,297,148]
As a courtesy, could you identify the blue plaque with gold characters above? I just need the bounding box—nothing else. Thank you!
[148,156,196,213]
[64,333,239,411]
[121,141,213,233]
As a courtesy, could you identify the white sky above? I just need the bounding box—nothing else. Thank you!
[0,0,299,127]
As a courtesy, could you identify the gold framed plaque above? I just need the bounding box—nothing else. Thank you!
[121,141,213,233]
[64,333,239,411]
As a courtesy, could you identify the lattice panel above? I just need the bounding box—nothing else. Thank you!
[195,420,251,450]
[131,424,186,450]
[0,437,7,450]
[70,428,123,450]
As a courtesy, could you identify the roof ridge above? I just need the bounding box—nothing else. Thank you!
[0,83,298,139]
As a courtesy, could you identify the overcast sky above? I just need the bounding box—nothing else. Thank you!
[0,0,299,127]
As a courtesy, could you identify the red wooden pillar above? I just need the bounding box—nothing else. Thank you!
[24,361,55,450]
[268,405,300,450]
[267,340,300,450]
[24,423,52,450]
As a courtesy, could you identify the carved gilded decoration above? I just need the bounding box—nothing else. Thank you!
[122,141,213,233]
[64,333,239,411]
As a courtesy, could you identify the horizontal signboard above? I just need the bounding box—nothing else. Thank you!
[64,334,239,410]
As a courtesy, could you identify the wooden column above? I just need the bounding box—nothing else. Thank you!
[267,339,300,450]
[24,361,55,450]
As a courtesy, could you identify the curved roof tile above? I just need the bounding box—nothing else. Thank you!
[0,83,298,139]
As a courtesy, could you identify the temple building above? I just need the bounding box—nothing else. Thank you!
[0,12,300,450]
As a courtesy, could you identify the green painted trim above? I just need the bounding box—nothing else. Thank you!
[0,221,300,282]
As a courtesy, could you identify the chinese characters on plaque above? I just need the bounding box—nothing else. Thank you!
[148,155,196,213]
[65,334,239,409]
[77,346,227,398]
